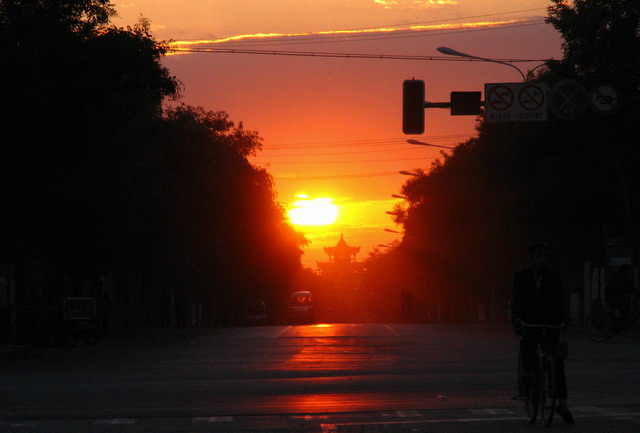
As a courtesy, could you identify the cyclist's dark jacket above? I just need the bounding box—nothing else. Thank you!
[512,268,566,327]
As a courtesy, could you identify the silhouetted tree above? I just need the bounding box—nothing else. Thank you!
[0,1,306,334]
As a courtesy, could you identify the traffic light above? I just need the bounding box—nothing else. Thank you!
[450,91,482,115]
[403,79,425,134]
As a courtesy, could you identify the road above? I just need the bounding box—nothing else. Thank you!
[1,323,640,432]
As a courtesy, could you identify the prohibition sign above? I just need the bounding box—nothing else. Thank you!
[590,83,619,115]
[549,79,588,120]
[518,83,545,111]
[487,85,514,111]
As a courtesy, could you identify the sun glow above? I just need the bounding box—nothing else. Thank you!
[288,195,338,226]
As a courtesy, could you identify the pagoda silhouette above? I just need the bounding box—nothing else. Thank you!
[317,234,364,277]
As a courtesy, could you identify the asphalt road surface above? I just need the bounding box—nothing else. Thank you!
[2,323,640,432]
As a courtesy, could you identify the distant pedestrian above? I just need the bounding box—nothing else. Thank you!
[96,286,111,337]
[401,289,413,322]
[605,264,636,331]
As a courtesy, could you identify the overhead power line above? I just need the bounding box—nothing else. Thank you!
[203,21,545,48]
[170,7,547,47]
[275,171,401,181]
[254,146,448,157]
[253,156,437,164]
[261,135,468,148]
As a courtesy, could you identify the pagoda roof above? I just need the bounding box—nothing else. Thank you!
[324,233,360,255]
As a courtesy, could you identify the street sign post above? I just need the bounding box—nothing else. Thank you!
[484,82,547,122]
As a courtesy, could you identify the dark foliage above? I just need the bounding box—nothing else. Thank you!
[0,0,304,332]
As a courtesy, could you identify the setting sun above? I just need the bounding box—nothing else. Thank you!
[288,195,338,226]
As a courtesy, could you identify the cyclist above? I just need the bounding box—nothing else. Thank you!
[511,243,574,425]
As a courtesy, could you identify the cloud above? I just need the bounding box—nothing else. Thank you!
[374,0,458,9]
[167,18,528,52]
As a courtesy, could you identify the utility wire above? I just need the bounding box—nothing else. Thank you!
[170,7,546,47]
[170,22,548,57]
[253,156,437,164]
[261,134,467,147]
[275,171,401,180]
[253,146,448,157]
[195,20,543,48]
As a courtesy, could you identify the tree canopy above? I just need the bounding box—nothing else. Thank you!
[0,0,305,331]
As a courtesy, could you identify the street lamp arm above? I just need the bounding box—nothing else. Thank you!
[437,46,526,81]
[399,170,420,177]
[384,228,404,234]
[407,139,454,149]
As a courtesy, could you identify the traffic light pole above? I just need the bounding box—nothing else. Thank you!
[424,102,451,108]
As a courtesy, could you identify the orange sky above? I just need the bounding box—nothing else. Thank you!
[113,1,562,267]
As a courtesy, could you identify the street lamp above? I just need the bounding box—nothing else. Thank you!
[384,228,404,234]
[407,139,454,150]
[399,170,420,177]
[437,46,528,81]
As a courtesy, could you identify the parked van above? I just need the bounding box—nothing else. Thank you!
[288,291,315,324]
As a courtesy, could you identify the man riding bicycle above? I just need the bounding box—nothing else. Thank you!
[511,243,574,425]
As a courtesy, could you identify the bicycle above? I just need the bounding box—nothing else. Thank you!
[586,298,640,342]
[518,322,565,427]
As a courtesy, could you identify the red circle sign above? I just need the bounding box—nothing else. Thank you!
[518,84,545,111]
[487,85,514,111]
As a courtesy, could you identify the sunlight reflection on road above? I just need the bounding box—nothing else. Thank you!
[270,323,399,372]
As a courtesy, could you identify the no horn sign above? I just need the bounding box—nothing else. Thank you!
[485,82,548,122]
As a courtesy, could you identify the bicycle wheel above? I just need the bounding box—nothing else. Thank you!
[586,313,615,342]
[632,313,640,340]
[522,353,538,424]
[539,355,558,427]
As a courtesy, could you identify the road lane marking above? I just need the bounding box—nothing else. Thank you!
[396,411,423,417]
[471,408,514,415]
[93,419,136,425]
[574,406,606,412]
[192,416,233,423]
[273,326,291,338]
[614,416,640,425]
[384,324,400,336]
